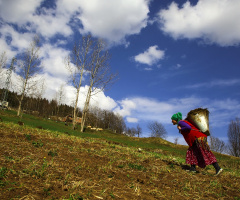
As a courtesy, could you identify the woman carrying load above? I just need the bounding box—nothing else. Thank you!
[171,112,223,176]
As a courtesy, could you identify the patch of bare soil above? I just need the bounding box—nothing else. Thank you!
[0,122,240,200]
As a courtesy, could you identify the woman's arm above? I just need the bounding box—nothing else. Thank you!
[178,121,191,131]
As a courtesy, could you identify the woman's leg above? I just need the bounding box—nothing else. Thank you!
[189,164,196,172]
[212,162,223,176]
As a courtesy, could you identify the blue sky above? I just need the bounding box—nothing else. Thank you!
[1,0,240,145]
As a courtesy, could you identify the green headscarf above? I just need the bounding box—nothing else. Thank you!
[171,112,182,124]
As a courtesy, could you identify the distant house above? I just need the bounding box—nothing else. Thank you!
[62,115,82,124]
[75,117,82,124]
[50,116,58,121]
[86,126,103,131]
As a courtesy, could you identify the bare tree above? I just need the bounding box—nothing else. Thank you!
[174,137,179,145]
[54,84,66,117]
[89,105,105,128]
[0,51,7,68]
[126,127,137,137]
[209,135,225,154]
[0,52,7,86]
[1,57,16,104]
[103,109,114,129]
[148,121,167,138]
[16,36,42,116]
[80,37,117,132]
[136,124,142,137]
[34,79,46,99]
[34,80,46,112]
[65,35,92,130]
[108,113,125,134]
[227,117,240,157]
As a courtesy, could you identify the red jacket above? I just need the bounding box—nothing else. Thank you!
[179,120,207,147]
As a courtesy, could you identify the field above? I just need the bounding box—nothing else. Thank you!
[0,110,240,199]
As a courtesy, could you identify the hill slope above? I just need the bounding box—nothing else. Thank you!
[0,121,240,200]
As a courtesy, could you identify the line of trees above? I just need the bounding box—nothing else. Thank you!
[148,121,167,138]
[209,117,240,157]
[0,51,7,75]
[0,36,44,119]
[0,88,127,134]
[227,117,240,157]
[125,121,167,138]
[125,124,142,137]
[1,34,119,132]
[0,88,73,117]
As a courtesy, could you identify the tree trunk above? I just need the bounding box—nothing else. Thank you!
[17,75,28,116]
[72,67,84,130]
[16,36,41,117]
[80,85,92,132]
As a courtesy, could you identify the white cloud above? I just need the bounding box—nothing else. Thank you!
[40,44,70,80]
[0,0,42,24]
[40,73,68,100]
[134,45,165,65]
[185,79,240,89]
[2,65,117,113]
[0,0,151,45]
[32,13,73,38]
[114,98,137,117]
[144,67,153,71]
[176,64,181,69]
[157,0,240,46]
[0,0,73,39]
[76,0,150,44]
[0,24,35,51]
[38,74,118,111]
[0,39,15,60]
[126,117,139,123]
[114,96,240,129]
[90,88,118,110]
[114,96,201,124]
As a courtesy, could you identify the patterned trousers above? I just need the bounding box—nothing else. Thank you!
[186,137,217,168]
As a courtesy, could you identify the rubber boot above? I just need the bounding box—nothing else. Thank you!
[212,162,223,176]
[189,164,196,172]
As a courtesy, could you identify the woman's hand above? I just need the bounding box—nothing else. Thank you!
[177,126,181,130]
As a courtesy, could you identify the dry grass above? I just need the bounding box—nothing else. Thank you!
[0,122,240,200]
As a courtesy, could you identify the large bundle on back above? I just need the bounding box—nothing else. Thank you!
[186,108,210,136]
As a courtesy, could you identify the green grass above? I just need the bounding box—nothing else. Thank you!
[1,113,240,199]
[0,110,185,154]
[1,109,239,171]
[1,110,76,133]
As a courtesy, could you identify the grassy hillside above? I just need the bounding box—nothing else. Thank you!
[0,110,240,199]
